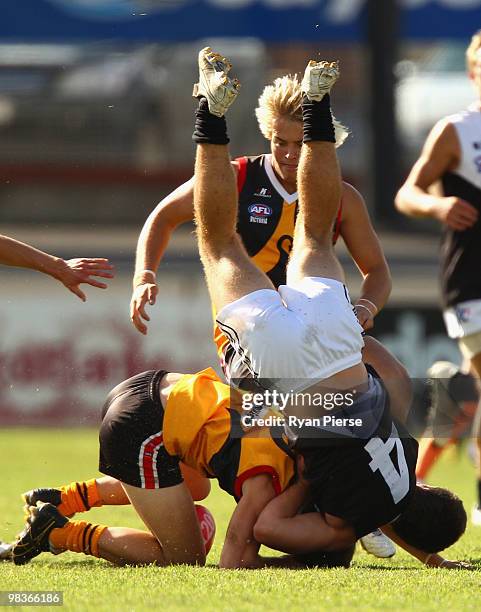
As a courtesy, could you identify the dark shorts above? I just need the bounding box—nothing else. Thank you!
[99,370,183,489]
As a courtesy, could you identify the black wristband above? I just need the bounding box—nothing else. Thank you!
[192,97,229,145]
[302,94,335,143]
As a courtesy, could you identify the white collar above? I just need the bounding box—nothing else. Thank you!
[264,154,298,204]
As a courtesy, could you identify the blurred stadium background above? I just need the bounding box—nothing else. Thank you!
[0,0,480,426]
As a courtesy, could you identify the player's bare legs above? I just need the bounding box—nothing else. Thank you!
[287,61,344,285]
[13,481,206,566]
[121,482,205,565]
[22,463,210,521]
[192,48,273,312]
[92,467,210,505]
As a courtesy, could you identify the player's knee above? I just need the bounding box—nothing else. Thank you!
[390,484,466,553]
[192,478,211,501]
[253,515,276,546]
[169,548,206,567]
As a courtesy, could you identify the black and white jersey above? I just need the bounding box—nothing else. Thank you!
[440,104,481,307]
[296,376,418,538]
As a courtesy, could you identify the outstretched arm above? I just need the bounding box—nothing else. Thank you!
[381,524,473,569]
[0,234,114,301]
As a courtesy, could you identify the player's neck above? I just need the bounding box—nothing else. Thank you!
[273,167,297,195]
[282,177,297,195]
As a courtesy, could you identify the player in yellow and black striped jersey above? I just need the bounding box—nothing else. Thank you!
[131,74,390,339]
[162,368,295,499]
[234,153,342,289]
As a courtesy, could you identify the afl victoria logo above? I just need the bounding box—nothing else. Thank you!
[248,204,272,217]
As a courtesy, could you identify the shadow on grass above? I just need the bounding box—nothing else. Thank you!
[356,560,481,571]
[24,558,481,571]
[351,564,417,571]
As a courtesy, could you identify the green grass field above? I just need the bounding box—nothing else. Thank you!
[0,429,480,611]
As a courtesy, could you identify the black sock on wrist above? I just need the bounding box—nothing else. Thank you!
[192,97,229,145]
[302,93,335,143]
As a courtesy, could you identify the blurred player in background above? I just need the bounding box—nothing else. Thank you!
[416,361,478,483]
[130,65,402,558]
[0,233,114,301]
[395,30,481,524]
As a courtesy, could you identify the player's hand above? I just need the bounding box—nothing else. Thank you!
[436,197,478,231]
[354,304,374,331]
[130,282,158,335]
[54,257,114,302]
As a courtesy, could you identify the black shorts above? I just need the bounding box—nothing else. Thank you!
[99,370,183,489]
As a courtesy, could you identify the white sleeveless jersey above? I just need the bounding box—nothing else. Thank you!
[439,103,481,309]
[448,103,481,189]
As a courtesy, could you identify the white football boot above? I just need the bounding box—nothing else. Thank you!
[0,540,13,561]
[301,59,340,102]
[471,505,481,526]
[193,47,240,117]
[360,529,396,558]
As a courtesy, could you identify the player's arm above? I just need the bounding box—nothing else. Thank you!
[130,177,195,334]
[254,479,355,554]
[131,162,240,334]
[339,183,391,331]
[395,120,478,231]
[381,523,473,569]
[0,234,114,301]
[219,473,276,569]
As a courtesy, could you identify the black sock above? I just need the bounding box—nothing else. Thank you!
[302,93,335,143]
[192,97,229,145]
[477,479,481,508]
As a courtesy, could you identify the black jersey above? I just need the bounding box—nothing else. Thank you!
[295,375,418,538]
[235,154,342,288]
[439,106,481,308]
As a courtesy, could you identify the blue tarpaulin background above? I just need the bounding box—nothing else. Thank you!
[2,0,480,43]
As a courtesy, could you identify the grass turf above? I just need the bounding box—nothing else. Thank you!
[0,429,480,611]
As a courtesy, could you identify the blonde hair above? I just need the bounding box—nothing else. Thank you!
[466,29,481,71]
[255,74,349,148]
